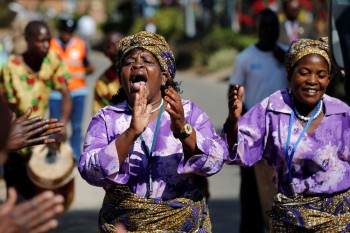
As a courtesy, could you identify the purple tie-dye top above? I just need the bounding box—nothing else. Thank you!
[224,88,350,196]
[79,99,226,200]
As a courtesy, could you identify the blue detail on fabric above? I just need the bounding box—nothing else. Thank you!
[249,63,262,70]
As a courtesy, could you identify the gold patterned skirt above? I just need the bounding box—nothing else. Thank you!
[269,188,350,232]
[98,185,211,233]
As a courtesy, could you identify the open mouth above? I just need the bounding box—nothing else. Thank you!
[303,89,318,94]
[131,75,147,90]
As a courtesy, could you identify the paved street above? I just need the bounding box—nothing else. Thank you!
[52,51,241,233]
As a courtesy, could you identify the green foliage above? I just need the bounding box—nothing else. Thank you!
[153,8,184,41]
[0,6,15,28]
[129,18,147,35]
[207,48,238,72]
[129,7,184,42]
[203,26,257,53]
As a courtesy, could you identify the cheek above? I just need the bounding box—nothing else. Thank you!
[119,74,129,89]
[321,79,331,88]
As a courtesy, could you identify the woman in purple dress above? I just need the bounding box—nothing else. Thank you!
[79,31,226,232]
[224,37,350,232]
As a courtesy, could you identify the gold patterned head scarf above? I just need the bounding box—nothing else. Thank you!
[117,31,176,80]
[285,37,331,75]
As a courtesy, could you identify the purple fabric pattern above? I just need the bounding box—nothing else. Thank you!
[79,99,226,200]
[224,88,350,196]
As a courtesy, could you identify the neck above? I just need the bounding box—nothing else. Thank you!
[23,52,43,72]
[128,98,164,113]
[293,99,318,117]
[256,42,275,52]
[150,99,164,113]
[292,95,323,122]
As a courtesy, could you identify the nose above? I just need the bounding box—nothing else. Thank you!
[131,59,144,69]
[306,74,317,85]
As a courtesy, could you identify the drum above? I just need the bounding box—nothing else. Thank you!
[28,142,76,210]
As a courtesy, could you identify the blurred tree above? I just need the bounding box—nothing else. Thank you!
[0,0,16,28]
[101,0,140,35]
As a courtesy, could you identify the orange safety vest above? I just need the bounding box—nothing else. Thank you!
[50,37,87,91]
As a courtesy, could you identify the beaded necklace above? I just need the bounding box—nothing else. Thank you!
[294,99,323,122]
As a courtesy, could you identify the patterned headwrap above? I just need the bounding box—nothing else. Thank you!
[285,37,344,79]
[117,31,176,80]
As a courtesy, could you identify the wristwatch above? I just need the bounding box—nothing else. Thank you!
[173,122,193,140]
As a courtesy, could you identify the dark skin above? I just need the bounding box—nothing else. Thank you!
[226,54,331,148]
[11,21,72,143]
[7,107,63,152]
[0,100,64,233]
[283,0,300,22]
[115,48,201,166]
[0,188,64,233]
[287,54,330,135]
[103,32,123,64]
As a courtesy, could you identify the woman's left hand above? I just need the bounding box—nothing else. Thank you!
[164,86,186,135]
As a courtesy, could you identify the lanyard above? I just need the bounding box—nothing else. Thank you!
[284,100,321,196]
[139,101,164,197]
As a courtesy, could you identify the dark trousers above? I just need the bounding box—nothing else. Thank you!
[239,166,265,233]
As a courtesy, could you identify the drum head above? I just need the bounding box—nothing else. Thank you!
[28,142,76,190]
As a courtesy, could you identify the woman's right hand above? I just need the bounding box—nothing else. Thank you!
[129,83,152,136]
[228,85,244,122]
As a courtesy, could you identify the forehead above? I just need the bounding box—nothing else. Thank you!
[32,25,50,38]
[124,48,156,59]
[296,54,329,69]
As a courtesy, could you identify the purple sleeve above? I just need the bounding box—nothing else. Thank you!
[78,112,130,187]
[223,102,267,166]
[177,102,227,176]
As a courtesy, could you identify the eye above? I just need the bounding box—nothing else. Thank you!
[299,70,309,76]
[317,71,329,79]
[123,58,134,66]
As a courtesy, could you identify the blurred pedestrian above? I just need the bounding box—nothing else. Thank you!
[228,8,289,232]
[50,15,95,162]
[77,9,96,51]
[0,20,72,201]
[278,0,318,49]
[93,32,123,115]
[145,17,157,34]
[79,31,226,232]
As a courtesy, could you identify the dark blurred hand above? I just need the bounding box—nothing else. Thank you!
[7,107,64,151]
[0,188,64,233]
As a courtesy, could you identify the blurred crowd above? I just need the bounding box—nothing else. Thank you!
[0,0,329,57]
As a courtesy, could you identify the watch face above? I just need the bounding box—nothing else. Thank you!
[184,123,192,134]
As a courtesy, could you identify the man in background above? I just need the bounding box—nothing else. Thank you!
[228,8,289,232]
[50,16,95,162]
[278,0,318,49]
[0,20,72,201]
